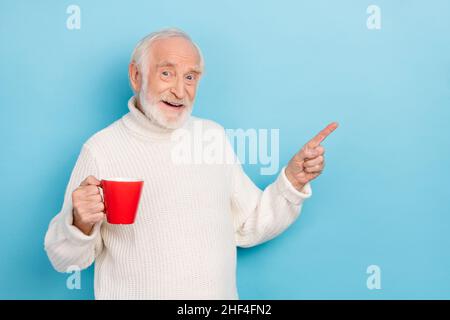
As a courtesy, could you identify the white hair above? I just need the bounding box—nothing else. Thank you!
[129,27,204,94]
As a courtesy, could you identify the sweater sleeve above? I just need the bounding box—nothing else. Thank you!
[44,144,104,273]
[230,153,312,248]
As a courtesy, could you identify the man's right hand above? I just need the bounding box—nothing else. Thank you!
[72,175,105,236]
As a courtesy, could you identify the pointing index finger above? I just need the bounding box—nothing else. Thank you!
[307,122,339,148]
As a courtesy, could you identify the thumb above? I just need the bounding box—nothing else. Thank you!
[299,145,319,161]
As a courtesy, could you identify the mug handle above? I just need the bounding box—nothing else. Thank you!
[98,180,104,204]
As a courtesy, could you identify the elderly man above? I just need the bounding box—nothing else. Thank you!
[44,28,337,299]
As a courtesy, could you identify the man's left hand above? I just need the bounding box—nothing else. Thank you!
[285,122,339,191]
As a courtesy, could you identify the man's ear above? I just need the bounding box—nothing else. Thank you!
[128,62,141,93]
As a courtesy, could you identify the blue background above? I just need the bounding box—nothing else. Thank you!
[1,0,449,299]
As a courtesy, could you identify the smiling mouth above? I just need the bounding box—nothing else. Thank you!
[161,100,184,108]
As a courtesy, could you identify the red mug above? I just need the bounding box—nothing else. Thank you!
[100,178,144,224]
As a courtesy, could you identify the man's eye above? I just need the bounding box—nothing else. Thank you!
[186,74,195,81]
[161,71,170,77]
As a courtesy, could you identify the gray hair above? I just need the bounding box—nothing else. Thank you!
[130,28,204,83]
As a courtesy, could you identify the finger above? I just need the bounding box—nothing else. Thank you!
[87,201,105,212]
[76,200,104,213]
[314,145,325,156]
[300,146,321,160]
[304,156,324,168]
[299,144,325,161]
[305,164,324,173]
[292,151,306,166]
[85,194,103,203]
[88,212,106,224]
[305,171,320,181]
[82,185,101,196]
[307,122,338,148]
[294,171,309,185]
[80,175,101,187]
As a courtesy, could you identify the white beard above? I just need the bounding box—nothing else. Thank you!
[138,87,193,130]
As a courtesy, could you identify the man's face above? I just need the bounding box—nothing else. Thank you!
[138,37,202,129]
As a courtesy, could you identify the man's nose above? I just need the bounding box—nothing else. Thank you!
[170,77,185,100]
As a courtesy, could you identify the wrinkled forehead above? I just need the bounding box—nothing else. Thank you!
[148,37,202,72]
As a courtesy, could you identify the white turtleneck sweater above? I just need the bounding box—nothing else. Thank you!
[44,97,312,300]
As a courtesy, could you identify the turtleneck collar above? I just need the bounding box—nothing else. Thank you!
[121,96,190,141]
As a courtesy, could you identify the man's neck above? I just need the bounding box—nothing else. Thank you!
[135,96,144,114]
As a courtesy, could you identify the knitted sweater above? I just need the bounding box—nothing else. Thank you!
[44,97,312,299]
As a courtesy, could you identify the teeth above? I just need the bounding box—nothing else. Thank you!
[163,100,183,107]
